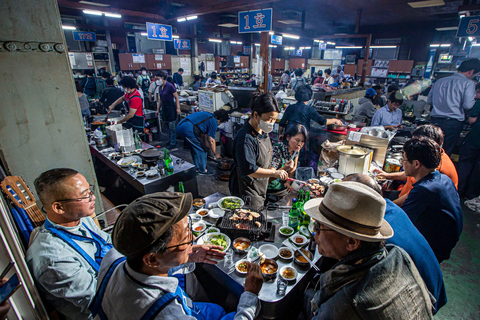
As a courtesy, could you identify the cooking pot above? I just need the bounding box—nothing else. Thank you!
[327,123,348,131]
[337,145,371,176]
[139,148,163,163]
[217,159,233,171]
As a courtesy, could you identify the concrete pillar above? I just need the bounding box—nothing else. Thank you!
[0,0,104,212]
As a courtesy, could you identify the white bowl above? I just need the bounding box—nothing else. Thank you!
[192,222,206,234]
[235,259,249,276]
[217,196,244,210]
[198,232,231,253]
[278,247,294,261]
[279,226,294,237]
[190,213,202,224]
[279,266,297,282]
[259,244,279,260]
[208,208,225,219]
[205,227,220,234]
[196,208,209,218]
[289,234,308,247]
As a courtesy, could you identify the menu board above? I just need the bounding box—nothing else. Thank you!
[180,58,191,75]
[132,54,145,63]
[323,49,343,60]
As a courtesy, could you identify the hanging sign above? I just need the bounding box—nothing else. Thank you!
[319,43,327,50]
[243,46,252,55]
[146,22,173,41]
[132,54,145,63]
[238,8,273,33]
[174,39,191,50]
[291,49,302,56]
[449,45,471,56]
[271,34,282,45]
[424,48,437,79]
[73,31,96,41]
[457,16,480,38]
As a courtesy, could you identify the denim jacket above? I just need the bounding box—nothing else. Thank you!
[311,245,434,320]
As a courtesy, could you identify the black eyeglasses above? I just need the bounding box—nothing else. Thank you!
[313,221,335,233]
[165,216,193,251]
[54,185,95,203]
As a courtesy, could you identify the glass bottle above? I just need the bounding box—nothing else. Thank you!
[288,198,300,231]
[163,148,174,175]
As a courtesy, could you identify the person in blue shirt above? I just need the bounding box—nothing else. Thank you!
[343,173,447,313]
[402,137,463,263]
[26,168,112,320]
[177,110,229,175]
[371,91,404,130]
[279,85,342,166]
[173,68,184,87]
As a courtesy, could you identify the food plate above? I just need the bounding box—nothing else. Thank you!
[233,237,251,254]
[197,232,231,253]
[206,227,220,234]
[279,266,297,282]
[308,220,315,234]
[259,244,279,260]
[279,226,294,237]
[196,208,209,217]
[193,222,206,233]
[145,169,158,178]
[136,171,146,178]
[117,156,141,168]
[208,208,225,219]
[278,247,294,261]
[190,213,202,224]
[217,196,244,210]
[289,234,308,247]
[235,259,249,276]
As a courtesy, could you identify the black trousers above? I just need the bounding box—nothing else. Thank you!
[430,117,463,156]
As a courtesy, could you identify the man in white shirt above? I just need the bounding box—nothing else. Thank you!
[331,66,344,83]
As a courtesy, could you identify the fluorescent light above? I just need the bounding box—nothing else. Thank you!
[371,45,397,48]
[408,0,445,8]
[440,44,451,47]
[172,35,180,39]
[141,32,148,36]
[430,44,440,47]
[469,37,474,41]
[436,26,458,31]
[282,33,300,39]
[327,42,336,45]
[284,47,295,50]
[269,31,274,35]
[299,47,311,50]
[255,43,260,46]
[177,17,187,22]
[269,45,277,48]
[335,46,362,49]
[472,43,480,46]
[209,39,222,43]
[79,1,110,7]
[218,23,238,28]
[186,15,197,20]
[104,12,121,18]
[314,39,324,43]
[230,41,242,45]
[83,9,102,15]
[460,14,466,18]
[62,25,76,30]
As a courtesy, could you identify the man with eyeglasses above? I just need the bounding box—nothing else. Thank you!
[371,91,404,130]
[91,192,263,320]
[301,181,434,319]
[26,168,112,320]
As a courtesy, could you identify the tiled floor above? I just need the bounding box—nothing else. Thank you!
[159,134,480,319]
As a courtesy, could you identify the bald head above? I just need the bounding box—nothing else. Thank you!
[343,173,382,196]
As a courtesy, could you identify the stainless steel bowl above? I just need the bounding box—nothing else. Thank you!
[232,237,251,254]
[294,249,313,268]
[260,259,278,281]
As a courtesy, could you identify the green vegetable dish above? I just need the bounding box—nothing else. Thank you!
[207,228,218,234]
[208,234,228,251]
[280,227,293,235]
[221,198,242,210]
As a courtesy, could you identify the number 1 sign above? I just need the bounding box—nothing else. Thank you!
[238,8,273,33]
[146,22,173,41]
[457,16,480,38]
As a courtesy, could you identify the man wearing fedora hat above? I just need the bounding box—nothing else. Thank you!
[303,181,434,319]
[90,192,263,320]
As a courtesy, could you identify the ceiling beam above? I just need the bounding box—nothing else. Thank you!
[168,0,282,21]
[57,0,166,22]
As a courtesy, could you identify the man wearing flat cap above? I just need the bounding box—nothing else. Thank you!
[90,192,263,320]
[302,181,434,319]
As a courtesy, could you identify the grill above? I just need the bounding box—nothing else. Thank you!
[216,208,272,241]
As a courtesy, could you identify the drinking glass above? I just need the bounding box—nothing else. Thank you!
[282,211,290,226]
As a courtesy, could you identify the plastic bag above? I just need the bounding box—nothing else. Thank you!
[318,140,345,171]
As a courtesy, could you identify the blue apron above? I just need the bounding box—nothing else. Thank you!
[90,258,235,320]
[43,219,112,273]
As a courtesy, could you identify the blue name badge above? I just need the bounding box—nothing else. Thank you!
[174,39,191,50]
[146,22,173,41]
[73,31,96,42]
[238,8,273,33]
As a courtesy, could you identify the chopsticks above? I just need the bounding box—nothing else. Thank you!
[286,178,308,185]
[298,249,320,273]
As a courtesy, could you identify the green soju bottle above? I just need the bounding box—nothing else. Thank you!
[288,198,300,231]
[163,148,174,175]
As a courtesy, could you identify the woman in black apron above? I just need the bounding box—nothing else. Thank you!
[229,93,288,209]
[107,76,144,133]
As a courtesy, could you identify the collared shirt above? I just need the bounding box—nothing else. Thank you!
[96,249,260,320]
[384,199,447,312]
[26,217,112,320]
[371,105,402,127]
[427,72,476,121]
[402,171,463,262]
[279,102,327,131]
[331,69,344,82]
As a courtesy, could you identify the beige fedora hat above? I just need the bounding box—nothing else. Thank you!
[304,181,393,241]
